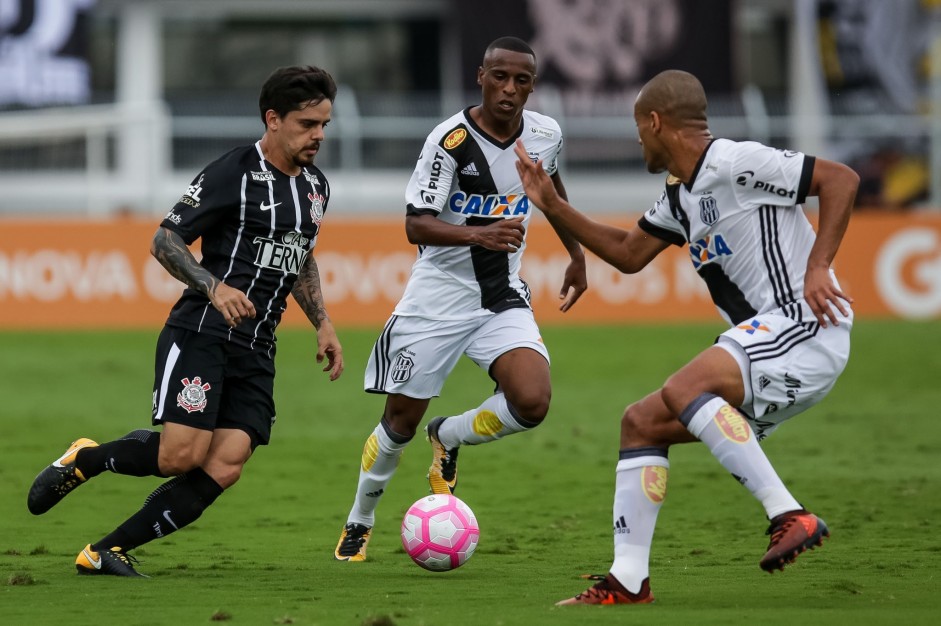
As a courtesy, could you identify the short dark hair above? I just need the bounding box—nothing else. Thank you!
[258,65,337,126]
[484,36,535,60]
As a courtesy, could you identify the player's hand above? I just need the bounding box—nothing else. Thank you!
[514,139,558,211]
[211,282,256,327]
[476,217,525,252]
[804,265,852,328]
[559,254,588,312]
[316,320,344,381]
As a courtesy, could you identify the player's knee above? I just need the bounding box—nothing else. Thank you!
[157,446,204,476]
[505,389,550,425]
[661,375,698,416]
[207,464,242,490]
[620,401,655,441]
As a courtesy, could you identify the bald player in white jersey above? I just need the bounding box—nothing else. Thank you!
[334,36,587,562]
[515,69,859,606]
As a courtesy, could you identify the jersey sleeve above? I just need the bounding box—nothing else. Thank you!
[731,142,815,209]
[638,186,687,246]
[405,138,458,215]
[161,160,240,244]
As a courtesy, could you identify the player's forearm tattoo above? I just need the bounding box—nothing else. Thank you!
[151,227,220,298]
[292,254,328,329]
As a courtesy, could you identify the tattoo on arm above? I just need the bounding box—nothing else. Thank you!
[151,227,219,298]
[292,254,328,329]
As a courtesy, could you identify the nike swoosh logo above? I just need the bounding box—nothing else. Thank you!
[260,201,281,211]
[83,547,102,570]
[162,510,179,530]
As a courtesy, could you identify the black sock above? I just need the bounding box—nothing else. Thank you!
[92,467,224,552]
[75,429,163,478]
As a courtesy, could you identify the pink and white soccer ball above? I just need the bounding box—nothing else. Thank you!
[401,494,479,571]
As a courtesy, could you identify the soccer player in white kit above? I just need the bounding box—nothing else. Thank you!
[515,70,859,605]
[334,37,587,561]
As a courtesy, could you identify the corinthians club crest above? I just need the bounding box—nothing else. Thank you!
[177,376,211,413]
[308,192,324,224]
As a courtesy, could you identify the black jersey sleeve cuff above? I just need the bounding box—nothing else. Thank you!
[406,204,439,217]
[638,216,686,246]
[158,220,198,245]
[796,155,815,205]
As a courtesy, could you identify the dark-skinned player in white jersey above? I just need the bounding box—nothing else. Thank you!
[515,69,859,605]
[27,66,344,576]
[335,36,588,561]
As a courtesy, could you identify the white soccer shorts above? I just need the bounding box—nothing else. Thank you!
[716,307,853,439]
[364,308,549,398]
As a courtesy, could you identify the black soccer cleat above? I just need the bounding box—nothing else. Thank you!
[75,544,147,577]
[27,438,98,515]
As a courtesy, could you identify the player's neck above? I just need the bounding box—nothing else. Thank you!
[470,106,521,143]
[670,133,713,184]
[258,136,301,177]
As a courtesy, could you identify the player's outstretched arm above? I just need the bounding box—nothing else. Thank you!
[151,226,255,327]
[292,253,343,380]
[804,158,860,328]
[546,172,587,312]
[513,139,668,274]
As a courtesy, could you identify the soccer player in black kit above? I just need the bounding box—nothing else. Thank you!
[26,65,344,577]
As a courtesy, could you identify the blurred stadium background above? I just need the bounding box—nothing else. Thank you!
[1,0,940,328]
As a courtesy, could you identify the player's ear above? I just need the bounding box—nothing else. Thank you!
[477,66,484,85]
[264,109,280,131]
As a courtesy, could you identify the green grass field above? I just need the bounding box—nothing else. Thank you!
[2,320,940,625]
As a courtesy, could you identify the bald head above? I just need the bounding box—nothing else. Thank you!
[635,70,708,125]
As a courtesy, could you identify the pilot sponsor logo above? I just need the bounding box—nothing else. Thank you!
[428,152,445,190]
[447,192,530,217]
[444,128,467,150]
[734,170,796,198]
[252,231,310,274]
[689,234,733,269]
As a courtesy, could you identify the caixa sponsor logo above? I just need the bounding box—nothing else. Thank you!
[689,233,733,269]
[447,192,530,217]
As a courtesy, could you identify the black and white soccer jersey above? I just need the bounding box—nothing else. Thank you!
[160,141,329,354]
[396,107,562,320]
[639,139,820,326]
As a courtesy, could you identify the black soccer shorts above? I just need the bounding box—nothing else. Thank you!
[151,325,276,447]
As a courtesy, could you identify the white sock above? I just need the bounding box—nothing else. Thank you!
[680,393,801,518]
[609,448,669,593]
[346,421,409,527]
[435,392,534,448]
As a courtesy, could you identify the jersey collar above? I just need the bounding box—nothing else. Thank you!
[463,106,525,150]
[685,138,718,191]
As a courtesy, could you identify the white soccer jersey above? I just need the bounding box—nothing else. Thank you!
[640,138,829,328]
[395,107,563,320]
